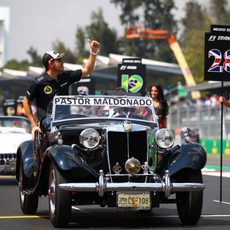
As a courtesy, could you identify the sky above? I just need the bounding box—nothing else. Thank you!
[0,0,205,62]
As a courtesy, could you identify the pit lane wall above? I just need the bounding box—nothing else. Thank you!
[169,104,230,155]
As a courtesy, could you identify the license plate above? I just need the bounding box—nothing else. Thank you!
[117,192,151,209]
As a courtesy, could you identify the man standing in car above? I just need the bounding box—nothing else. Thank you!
[23,39,100,139]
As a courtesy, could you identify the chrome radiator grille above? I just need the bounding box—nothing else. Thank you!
[0,154,16,165]
[107,131,148,182]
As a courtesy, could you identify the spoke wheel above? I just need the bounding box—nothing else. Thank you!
[176,170,203,226]
[19,161,38,214]
[48,163,71,228]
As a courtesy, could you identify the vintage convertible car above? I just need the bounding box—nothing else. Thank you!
[16,95,207,227]
[0,116,31,174]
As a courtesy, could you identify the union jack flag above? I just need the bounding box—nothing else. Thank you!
[208,49,222,72]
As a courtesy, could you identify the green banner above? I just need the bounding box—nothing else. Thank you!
[200,139,230,155]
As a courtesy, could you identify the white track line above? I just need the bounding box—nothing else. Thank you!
[201,214,230,218]
[0,176,16,179]
[213,200,230,205]
[202,170,230,178]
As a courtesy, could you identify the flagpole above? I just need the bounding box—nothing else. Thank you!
[220,80,223,202]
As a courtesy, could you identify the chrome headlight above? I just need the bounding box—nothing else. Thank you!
[79,128,101,149]
[155,128,175,149]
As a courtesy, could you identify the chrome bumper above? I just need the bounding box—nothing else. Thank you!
[59,170,205,197]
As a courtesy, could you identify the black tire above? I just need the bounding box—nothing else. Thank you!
[176,169,203,226]
[48,163,71,228]
[19,161,38,214]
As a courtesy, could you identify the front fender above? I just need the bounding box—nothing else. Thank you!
[46,145,78,170]
[169,142,207,176]
[16,140,34,181]
[45,145,98,178]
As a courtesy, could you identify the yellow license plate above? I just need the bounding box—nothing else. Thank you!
[117,192,151,209]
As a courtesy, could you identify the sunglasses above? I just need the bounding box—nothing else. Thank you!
[55,59,63,62]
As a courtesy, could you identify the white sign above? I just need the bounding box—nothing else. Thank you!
[54,96,152,107]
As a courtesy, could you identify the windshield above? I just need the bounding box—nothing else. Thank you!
[0,116,31,133]
[52,95,156,123]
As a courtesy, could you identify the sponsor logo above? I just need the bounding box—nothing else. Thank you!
[208,35,217,41]
[213,28,226,32]
[37,76,44,82]
[127,66,137,70]
[120,65,137,70]
[60,82,68,88]
[120,65,126,70]
[44,85,53,94]
[217,36,230,41]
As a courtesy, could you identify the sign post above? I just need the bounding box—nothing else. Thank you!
[117,58,146,95]
[204,25,230,202]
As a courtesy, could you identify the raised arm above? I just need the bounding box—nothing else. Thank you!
[81,39,100,77]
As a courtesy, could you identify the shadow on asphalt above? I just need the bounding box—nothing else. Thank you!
[0,176,17,186]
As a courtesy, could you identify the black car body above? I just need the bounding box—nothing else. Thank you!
[16,95,207,227]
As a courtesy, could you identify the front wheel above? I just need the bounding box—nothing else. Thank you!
[19,161,38,214]
[176,170,203,226]
[48,162,71,228]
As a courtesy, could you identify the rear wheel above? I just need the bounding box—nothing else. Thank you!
[48,163,71,228]
[19,161,38,214]
[176,170,203,226]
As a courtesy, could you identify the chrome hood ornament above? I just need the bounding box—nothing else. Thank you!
[123,121,132,132]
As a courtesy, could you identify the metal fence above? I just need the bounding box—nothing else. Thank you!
[168,104,230,140]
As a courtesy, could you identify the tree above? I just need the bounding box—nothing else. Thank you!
[111,0,141,25]
[182,30,206,83]
[143,0,177,33]
[179,0,211,83]
[52,40,76,63]
[85,8,119,56]
[3,59,30,71]
[27,46,41,66]
[209,0,230,24]
[111,0,178,62]
[180,1,211,46]
[75,26,87,63]
[142,0,177,62]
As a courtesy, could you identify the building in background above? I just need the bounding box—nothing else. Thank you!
[0,6,10,67]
